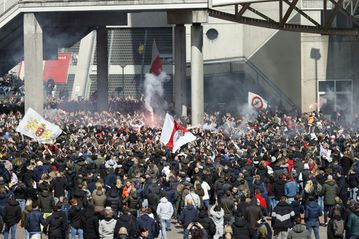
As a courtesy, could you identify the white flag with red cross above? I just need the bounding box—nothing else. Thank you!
[160,113,197,153]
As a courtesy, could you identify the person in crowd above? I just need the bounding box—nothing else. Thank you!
[304,196,322,239]
[327,207,345,239]
[195,207,216,239]
[245,197,263,238]
[136,208,157,239]
[179,199,198,239]
[156,192,174,239]
[322,175,340,226]
[231,212,250,239]
[20,199,33,239]
[69,198,83,239]
[291,194,304,220]
[25,201,46,239]
[287,217,308,239]
[186,222,208,239]
[271,196,295,239]
[43,202,67,239]
[114,207,137,239]
[2,195,21,239]
[221,190,235,225]
[209,203,224,239]
[347,202,359,239]
[81,205,99,239]
[99,207,117,239]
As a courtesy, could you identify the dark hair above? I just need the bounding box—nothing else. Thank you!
[190,226,204,239]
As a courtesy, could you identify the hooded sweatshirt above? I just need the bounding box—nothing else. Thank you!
[156,197,174,220]
[209,205,224,229]
[232,216,250,239]
[287,224,308,239]
[347,210,359,236]
[99,217,117,239]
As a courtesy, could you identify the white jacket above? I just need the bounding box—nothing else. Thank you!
[99,218,117,239]
[185,192,201,208]
[156,197,174,220]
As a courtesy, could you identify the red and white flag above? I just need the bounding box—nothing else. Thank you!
[149,40,162,76]
[248,92,268,110]
[160,113,197,153]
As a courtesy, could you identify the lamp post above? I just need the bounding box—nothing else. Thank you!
[120,64,126,98]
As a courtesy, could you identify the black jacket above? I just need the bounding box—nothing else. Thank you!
[81,206,99,239]
[272,201,295,230]
[232,216,251,239]
[3,199,21,226]
[195,210,216,238]
[179,205,198,228]
[69,205,83,229]
[114,213,137,239]
[51,176,68,198]
[44,210,67,239]
[273,180,286,201]
[38,191,55,213]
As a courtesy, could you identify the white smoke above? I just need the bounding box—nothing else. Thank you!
[144,71,168,118]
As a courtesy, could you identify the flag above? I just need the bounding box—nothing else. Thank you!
[149,40,162,76]
[16,108,62,144]
[248,92,268,110]
[160,113,196,153]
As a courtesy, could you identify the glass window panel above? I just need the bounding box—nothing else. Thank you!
[319,81,334,92]
[319,94,335,114]
[336,81,352,92]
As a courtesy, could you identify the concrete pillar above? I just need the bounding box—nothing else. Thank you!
[191,23,204,125]
[71,31,96,101]
[96,26,109,112]
[24,13,44,115]
[174,24,187,117]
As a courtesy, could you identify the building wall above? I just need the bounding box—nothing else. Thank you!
[249,27,302,109]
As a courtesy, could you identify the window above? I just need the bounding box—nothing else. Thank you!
[318,80,353,117]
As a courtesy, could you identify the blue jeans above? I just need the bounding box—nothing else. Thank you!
[203,199,210,209]
[307,221,320,239]
[4,224,17,239]
[71,227,84,239]
[159,219,171,239]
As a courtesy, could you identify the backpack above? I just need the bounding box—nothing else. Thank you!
[154,219,160,237]
[333,219,345,237]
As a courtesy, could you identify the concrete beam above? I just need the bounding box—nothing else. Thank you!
[167,10,208,24]
[24,13,44,116]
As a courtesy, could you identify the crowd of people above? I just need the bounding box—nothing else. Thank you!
[0,100,358,239]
